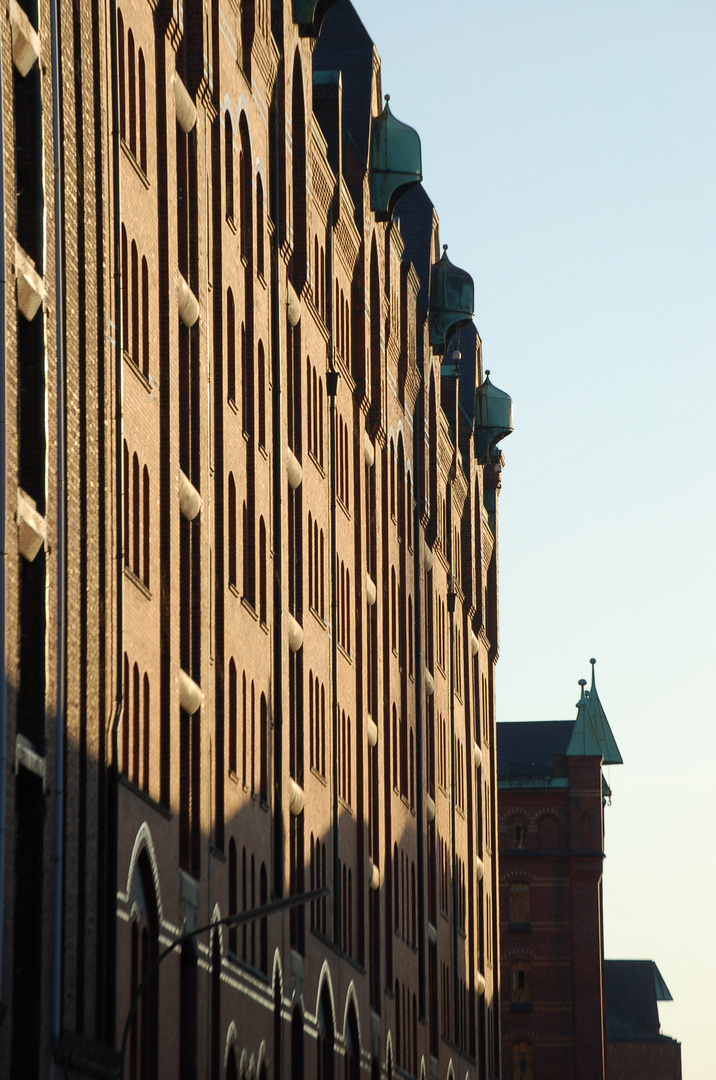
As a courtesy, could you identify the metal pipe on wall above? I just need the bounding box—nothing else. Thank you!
[49,0,67,1054]
[0,0,8,1008]
[107,0,125,1042]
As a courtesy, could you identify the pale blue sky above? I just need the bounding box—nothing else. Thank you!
[355,1,716,1075]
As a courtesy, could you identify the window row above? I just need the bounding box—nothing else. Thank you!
[121,654,150,793]
[439,836,450,916]
[227,476,268,623]
[226,293,267,449]
[393,844,417,948]
[309,833,328,936]
[307,513,325,620]
[313,236,326,323]
[223,113,265,276]
[117,10,147,172]
[121,227,150,378]
[394,980,418,1078]
[337,859,353,956]
[227,840,268,975]
[308,670,326,778]
[123,442,150,588]
[226,662,268,804]
[388,435,413,550]
[391,703,415,809]
[336,557,351,653]
[335,281,351,364]
[337,413,351,510]
[440,961,451,1039]
[436,593,447,671]
[338,706,352,806]
[306,359,325,467]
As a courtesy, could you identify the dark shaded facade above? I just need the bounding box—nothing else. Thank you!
[497,666,621,1080]
[0,1,512,1078]
[605,960,682,1080]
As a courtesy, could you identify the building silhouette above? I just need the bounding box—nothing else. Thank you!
[497,664,622,1080]
[0,1,513,1078]
[605,960,682,1080]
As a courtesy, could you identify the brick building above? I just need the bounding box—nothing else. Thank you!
[497,664,621,1080]
[0,1,513,1078]
[605,960,682,1080]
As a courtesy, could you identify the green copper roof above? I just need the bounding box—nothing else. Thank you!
[474,370,513,463]
[370,97,422,221]
[567,680,604,757]
[293,0,338,36]
[428,246,474,355]
[586,658,623,765]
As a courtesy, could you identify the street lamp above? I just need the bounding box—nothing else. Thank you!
[117,885,330,1078]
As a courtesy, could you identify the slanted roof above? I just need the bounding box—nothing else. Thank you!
[605,961,676,1043]
[567,681,603,758]
[497,721,573,782]
[313,0,375,168]
[586,659,623,765]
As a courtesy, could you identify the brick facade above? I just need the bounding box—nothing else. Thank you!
[0,1,510,1079]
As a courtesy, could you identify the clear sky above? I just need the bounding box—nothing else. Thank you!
[354,1,716,1075]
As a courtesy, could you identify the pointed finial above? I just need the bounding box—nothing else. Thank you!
[443,243,448,251]
[385,94,390,103]
[590,657,596,690]
[485,369,490,377]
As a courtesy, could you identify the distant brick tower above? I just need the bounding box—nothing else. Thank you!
[497,661,622,1080]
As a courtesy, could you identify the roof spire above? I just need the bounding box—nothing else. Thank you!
[567,677,602,757]
[586,659,623,765]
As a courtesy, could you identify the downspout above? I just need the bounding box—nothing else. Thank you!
[447,483,460,1047]
[107,0,124,1042]
[270,76,284,898]
[0,2,7,1009]
[49,0,67,1056]
[413,396,426,1019]
[326,198,340,945]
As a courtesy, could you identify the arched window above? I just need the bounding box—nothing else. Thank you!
[141,256,149,377]
[256,174,265,277]
[259,516,267,624]
[260,694,268,803]
[291,1008,305,1080]
[132,453,140,575]
[131,239,139,358]
[344,1007,359,1080]
[142,466,150,586]
[225,112,234,221]
[228,473,237,586]
[258,341,266,449]
[138,49,147,172]
[132,662,140,785]
[228,659,237,774]
[227,289,236,403]
[127,30,136,156]
[121,226,129,353]
[260,862,268,972]
[211,931,221,1080]
[142,673,150,792]
[317,987,334,1080]
[118,10,126,140]
[513,1042,533,1080]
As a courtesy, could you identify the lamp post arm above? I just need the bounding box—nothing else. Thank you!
[118,885,330,1077]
